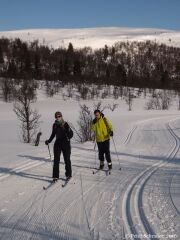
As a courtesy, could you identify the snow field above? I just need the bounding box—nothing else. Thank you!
[0,96,180,239]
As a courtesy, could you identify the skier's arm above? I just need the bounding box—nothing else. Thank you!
[48,124,56,143]
[104,117,113,136]
[64,122,73,139]
[106,118,113,132]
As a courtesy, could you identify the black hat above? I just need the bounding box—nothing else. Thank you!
[94,109,101,114]
[55,111,62,118]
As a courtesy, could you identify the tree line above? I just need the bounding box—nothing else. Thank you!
[0,37,180,90]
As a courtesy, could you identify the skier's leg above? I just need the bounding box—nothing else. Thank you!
[53,141,61,179]
[97,142,104,168]
[62,143,72,178]
[104,139,112,169]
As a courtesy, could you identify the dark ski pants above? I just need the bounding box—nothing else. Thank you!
[97,139,111,163]
[53,140,72,178]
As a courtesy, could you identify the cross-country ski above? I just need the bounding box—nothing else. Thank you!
[43,180,57,190]
[61,177,75,187]
[92,168,111,175]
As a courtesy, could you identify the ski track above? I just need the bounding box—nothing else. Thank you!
[121,119,180,240]
[0,147,51,181]
[144,121,180,239]
[0,116,180,239]
[124,125,137,145]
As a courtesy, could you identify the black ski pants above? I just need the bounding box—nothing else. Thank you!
[53,140,72,178]
[97,139,111,163]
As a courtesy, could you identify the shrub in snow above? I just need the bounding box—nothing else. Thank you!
[93,101,107,112]
[70,104,93,143]
[107,103,119,112]
[145,90,172,110]
[125,88,133,111]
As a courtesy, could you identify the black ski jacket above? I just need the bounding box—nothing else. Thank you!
[48,121,73,144]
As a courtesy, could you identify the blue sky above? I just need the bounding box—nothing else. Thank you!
[0,0,180,31]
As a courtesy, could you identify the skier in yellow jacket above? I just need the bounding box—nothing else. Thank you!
[91,109,113,170]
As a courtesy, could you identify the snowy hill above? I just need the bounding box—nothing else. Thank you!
[0,27,180,49]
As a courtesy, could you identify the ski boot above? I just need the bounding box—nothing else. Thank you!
[108,162,112,170]
[99,161,104,170]
[53,178,58,183]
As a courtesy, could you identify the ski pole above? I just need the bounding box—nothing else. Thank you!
[93,141,97,170]
[94,141,96,150]
[112,137,121,170]
[47,143,52,161]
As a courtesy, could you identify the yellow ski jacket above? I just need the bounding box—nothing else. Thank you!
[91,116,113,142]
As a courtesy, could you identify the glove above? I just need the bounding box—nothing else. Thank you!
[92,118,97,124]
[45,140,49,145]
[109,131,113,137]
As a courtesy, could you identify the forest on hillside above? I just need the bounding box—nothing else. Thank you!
[0,37,180,90]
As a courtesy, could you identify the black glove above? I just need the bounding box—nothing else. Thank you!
[109,131,113,137]
[92,118,97,124]
[45,140,49,145]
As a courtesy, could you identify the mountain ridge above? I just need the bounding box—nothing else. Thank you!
[0,26,180,49]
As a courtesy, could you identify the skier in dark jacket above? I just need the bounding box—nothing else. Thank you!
[45,111,73,182]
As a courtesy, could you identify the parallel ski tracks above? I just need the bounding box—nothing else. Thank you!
[40,172,108,239]
[165,122,180,215]
[0,149,50,181]
[0,188,45,240]
[124,125,137,145]
[0,161,44,181]
[122,119,180,240]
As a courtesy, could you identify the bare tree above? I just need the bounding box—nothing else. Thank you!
[125,88,133,111]
[113,86,121,99]
[107,103,118,111]
[13,80,41,143]
[79,84,89,100]
[68,123,83,143]
[75,104,93,142]
[1,78,14,102]
[93,101,107,112]
[66,83,74,98]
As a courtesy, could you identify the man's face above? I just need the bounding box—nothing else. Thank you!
[95,112,101,120]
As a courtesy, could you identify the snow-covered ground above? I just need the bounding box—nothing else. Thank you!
[0,27,180,49]
[0,92,180,240]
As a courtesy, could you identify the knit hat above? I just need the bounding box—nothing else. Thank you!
[55,111,62,118]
